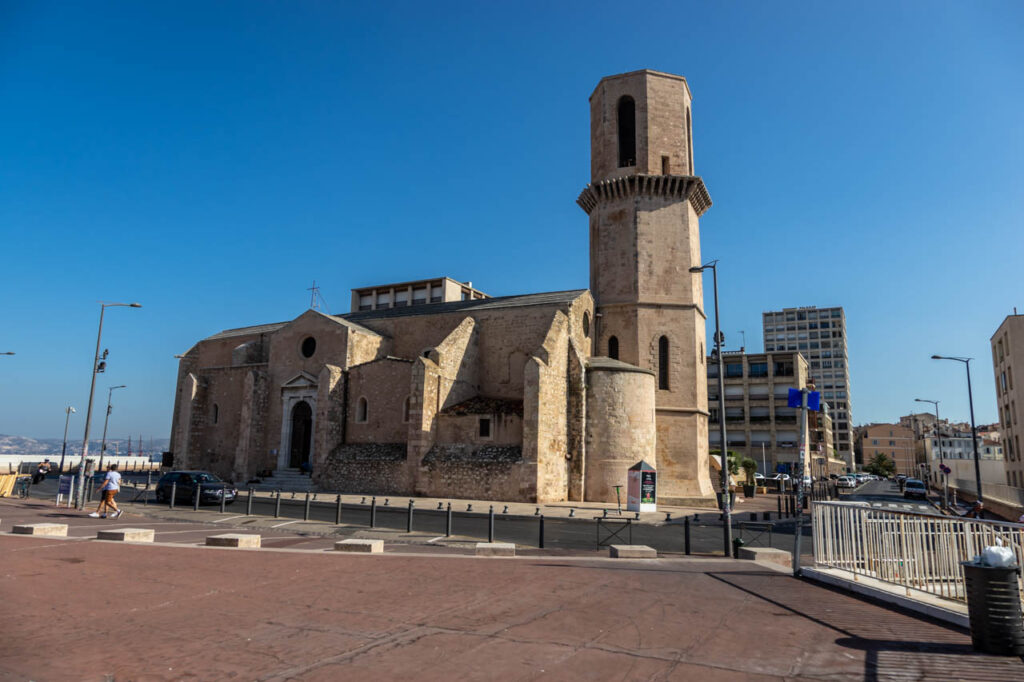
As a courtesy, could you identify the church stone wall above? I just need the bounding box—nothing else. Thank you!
[585,362,657,502]
[346,358,414,443]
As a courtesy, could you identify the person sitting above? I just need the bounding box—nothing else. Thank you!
[32,459,51,484]
[966,501,984,519]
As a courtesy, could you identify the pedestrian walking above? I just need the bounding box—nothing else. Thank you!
[89,463,122,519]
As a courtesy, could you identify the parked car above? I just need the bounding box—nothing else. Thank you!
[754,473,765,481]
[767,473,791,481]
[836,476,856,489]
[155,470,237,505]
[903,478,928,500]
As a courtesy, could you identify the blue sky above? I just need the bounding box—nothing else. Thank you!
[1,1,1022,439]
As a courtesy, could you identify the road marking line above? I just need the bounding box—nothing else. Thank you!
[427,536,444,543]
[213,515,246,523]
[271,520,299,528]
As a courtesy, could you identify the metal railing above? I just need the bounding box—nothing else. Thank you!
[812,501,1024,605]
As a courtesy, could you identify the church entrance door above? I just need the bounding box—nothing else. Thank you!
[289,401,313,468]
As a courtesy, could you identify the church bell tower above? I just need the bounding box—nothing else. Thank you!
[577,69,715,505]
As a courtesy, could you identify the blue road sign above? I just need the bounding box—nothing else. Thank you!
[788,389,821,411]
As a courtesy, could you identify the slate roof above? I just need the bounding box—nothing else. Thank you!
[340,289,588,322]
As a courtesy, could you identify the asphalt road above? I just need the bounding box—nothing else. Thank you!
[24,474,813,557]
[841,478,939,514]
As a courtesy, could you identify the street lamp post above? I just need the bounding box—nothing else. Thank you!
[690,260,732,557]
[915,398,947,508]
[931,355,982,504]
[99,385,126,472]
[76,302,141,509]
[58,406,76,474]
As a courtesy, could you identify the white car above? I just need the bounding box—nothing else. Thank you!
[837,476,856,489]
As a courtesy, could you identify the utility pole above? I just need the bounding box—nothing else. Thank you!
[59,406,76,474]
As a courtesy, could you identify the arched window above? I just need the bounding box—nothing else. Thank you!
[608,335,619,360]
[356,396,368,423]
[658,336,670,390]
[212,403,219,425]
[617,96,636,168]
[402,396,411,423]
[685,108,693,173]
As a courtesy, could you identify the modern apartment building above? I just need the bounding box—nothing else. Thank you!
[855,423,916,476]
[706,351,846,476]
[762,306,854,467]
[991,313,1024,487]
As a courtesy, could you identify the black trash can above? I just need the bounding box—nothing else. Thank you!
[961,561,1024,655]
[715,491,736,509]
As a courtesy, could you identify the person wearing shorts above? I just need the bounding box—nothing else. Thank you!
[89,463,122,519]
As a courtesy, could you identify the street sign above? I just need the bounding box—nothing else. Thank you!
[56,475,74,507]
[787,389,821,411]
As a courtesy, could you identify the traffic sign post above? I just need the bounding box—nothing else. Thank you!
[791,387,821,577]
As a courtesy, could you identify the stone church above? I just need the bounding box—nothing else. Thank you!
[170,69,716,506]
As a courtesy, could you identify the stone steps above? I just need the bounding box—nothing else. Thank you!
[247,468,317,492]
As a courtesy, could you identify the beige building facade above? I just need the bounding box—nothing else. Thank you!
[856,424,916,476]
[992,314,1023,488]
[170,69,717,506]
[706,351,845,477]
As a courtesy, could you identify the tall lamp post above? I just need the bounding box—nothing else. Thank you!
[690,260,732,556]
[99,385,126,472]
[76,302,141,509]
[58,406,76,474]
[931,355,983,504]
[915,398,947,508]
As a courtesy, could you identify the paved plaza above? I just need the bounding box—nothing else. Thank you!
[2,498,1023,681]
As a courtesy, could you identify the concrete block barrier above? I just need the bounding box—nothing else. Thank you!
[737,546,792,570]
[334,539,383,553]
[96,528,155,543]
[206,533,261,549]
[609,545,657,559]
[12,523,68,537]
[475,542,515,557]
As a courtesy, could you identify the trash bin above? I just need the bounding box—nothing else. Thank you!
[961,561,1024,655]
[715,491,736,510]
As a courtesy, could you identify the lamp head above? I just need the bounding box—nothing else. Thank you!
[689,266,704,273]
[129,303,142,308]
[931,355,944,360]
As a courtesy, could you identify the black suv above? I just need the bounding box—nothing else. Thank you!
[155,471,237,505]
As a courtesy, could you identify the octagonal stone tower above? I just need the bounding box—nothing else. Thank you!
[577,69,715,506]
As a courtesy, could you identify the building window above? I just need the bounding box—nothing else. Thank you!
[658,336,670,389]
[300,336,317,358]
[402,396,411,423]
[685,107,693,173]
[608,335,619,360]
[617,96,636,168]
[356,397,368,423]
[479,417,492,439]
[725,363,743,378]
[749,362,768,377]
[661,155,670,174]
[582,311,590,338]
[212,403,219,425]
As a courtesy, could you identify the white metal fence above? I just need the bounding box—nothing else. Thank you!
[812,501,1024,605]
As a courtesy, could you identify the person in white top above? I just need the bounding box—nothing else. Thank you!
[89,463,122,519]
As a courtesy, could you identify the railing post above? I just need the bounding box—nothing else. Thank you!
[304,491,311,521]
[684,516,691,555]
[538,514,545,549]
[407,499,414,533]
[370,496,377,528]
[777,495,782,516]
[169,481,176,510]
[488,505,495,543]
[445,502,452,537]
[335,494,343,525]
[247,488,254,515]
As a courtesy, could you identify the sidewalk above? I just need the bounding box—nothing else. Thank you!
[2,520,1021,680]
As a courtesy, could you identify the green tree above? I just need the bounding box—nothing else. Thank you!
[740,457,758,486]
[864,452,895,477]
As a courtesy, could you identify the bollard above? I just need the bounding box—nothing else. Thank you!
[665,512,672,522]
[732,537,745,559]
[570,509,576,518]
[407,499,414,533]
[147,471,152,488]
[488,505,495,543]
[694,513,700,522]
[370,496,377,528]
[763,511,771,522]
[170,481,176,510]
[193,483,201,511]
[603,509,609,518]
[539,514,545,549]
[446,502,452,537]
[467,503,473,512]
[220,484,227,513]
[247,488,254,516]
[384,498,390,506]
[749,512,756,521]
[684,517,691,555]
[143,483,149,506]
[535,507,540,516]
[502,505,509,514]
[335,494,343,525]
[274,490,282,518]
[634,512,640,520]
[361,496,366,504]
[437,502,444,510]
[304,491,311,521]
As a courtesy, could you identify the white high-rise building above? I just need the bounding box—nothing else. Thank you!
[762,306,854,468]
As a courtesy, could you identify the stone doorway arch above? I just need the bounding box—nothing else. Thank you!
[289,400,313,468]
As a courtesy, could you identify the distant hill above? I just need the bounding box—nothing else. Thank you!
[0,434,169,457]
